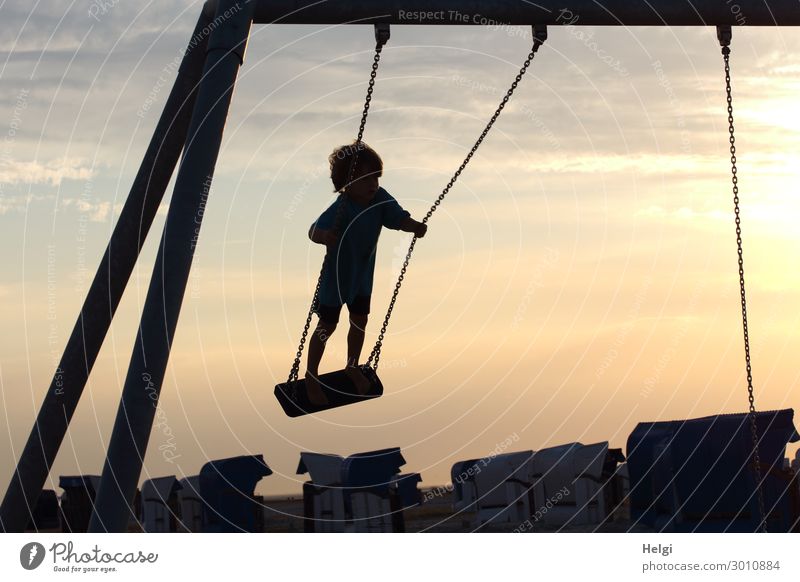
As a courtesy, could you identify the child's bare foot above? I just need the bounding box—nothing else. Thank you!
[345,365,372,396]
[305,371,328,407]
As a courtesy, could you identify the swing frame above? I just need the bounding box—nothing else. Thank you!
[248,0,799,25]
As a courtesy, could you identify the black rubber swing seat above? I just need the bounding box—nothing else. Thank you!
[274,365,383,417]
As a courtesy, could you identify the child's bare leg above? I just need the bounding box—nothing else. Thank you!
[306,320,336,406]
[345,313,372,395]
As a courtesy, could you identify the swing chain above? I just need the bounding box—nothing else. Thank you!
[718,26,767,533]
[366,26,548,370]
[287,28,389,384]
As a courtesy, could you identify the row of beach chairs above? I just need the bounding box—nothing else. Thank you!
[51,455,271,533]
[25,409,800,532]
[451,410,800,532]
[31,449,422,533]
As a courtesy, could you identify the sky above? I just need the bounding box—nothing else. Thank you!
[1,1,799,499]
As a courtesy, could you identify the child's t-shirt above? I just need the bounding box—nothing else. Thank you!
[311,186,410,307]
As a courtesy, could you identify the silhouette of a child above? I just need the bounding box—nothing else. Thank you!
[305,142,427,406]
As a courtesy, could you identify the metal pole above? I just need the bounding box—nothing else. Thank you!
[88,0,256,533]
[0,10,213,533]
[249,0,800,25]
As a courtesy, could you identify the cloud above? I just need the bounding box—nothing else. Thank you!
[635,204,728,222]
[59,197,113,222]
[768,63,800,76]
[0,158,94,186]
[0,190,125,222]
[0,1,198,54]
[0,193,52,215]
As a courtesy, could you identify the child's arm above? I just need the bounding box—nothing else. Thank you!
[377,189,426,237]
[397,216,427,238]
[308,225,338,246]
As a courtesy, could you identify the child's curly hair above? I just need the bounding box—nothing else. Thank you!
[329,140,383,193]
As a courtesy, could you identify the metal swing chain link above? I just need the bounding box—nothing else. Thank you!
[287,37,387,384]
[366,28,547,370]
[719,28,767,533]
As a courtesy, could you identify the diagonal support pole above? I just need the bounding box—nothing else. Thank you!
[88,0,256,533]
[0,9,214,533]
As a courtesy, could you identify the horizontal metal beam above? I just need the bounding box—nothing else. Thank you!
[243,0,800,26]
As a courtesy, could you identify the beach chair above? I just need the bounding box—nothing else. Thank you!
[529,443,581,526]
[458,450,535,526]
[573,442,626,525]
[527,442,625,527]
[298,452,348,532]
[25,489,60,532]
[570,442,613,524]
[300,448,421,532]
[177,476,203,532]
[199,455,272,532]
[627,409,800,532]
[344,448,418,532]
[58,475,101,532]
[141,476,182,532]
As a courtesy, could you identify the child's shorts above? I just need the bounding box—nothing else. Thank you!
[316,294,371,325]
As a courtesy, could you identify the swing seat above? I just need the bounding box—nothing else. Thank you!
[274,365,383,417]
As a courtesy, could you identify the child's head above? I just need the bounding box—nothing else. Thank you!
[329,140,383,196]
